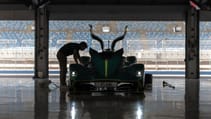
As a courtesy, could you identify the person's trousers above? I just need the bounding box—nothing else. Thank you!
[57,52,67,86]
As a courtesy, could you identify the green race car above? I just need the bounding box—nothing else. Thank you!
[67,25,145,93]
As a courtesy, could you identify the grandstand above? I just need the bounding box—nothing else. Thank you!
[0,21,211,73]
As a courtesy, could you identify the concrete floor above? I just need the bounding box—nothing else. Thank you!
[0,77,210,119]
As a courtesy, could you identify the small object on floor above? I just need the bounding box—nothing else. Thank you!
[163,81,175,89]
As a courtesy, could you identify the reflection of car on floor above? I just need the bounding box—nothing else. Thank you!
[67,25,148,94]
[68,95,144,119]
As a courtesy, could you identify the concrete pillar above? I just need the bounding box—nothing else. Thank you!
[185,5,200,119]
[34,3,49,79]
[185,6,200,79]
[33,1,50,119]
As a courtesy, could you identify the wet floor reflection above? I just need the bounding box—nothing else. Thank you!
[185,79,199,119]
[35,87,145,119]
[33,78,186,119]
[2,78,209,119]
[58,89,68,119]
[68,94,144,119]
[34,79,49,119]
[32,78,204,119]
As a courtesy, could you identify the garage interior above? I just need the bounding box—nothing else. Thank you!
[0,0,211,119]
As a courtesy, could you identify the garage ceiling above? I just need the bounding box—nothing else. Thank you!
[0,0,188,5]
[47,0,188,5]
[0,0,210,21]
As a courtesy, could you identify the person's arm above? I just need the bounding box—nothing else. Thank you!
[73,49,80,64]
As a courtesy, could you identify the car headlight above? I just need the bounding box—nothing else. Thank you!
[71,71,77,77]
[136,71,142,77]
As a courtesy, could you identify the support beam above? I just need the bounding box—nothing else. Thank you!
[34,6,49,78]
[185,5,200,119]
[185,6,200,79]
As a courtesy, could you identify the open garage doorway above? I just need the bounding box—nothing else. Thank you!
[200,22,211,76]
[0,20,186,76]
[0,20,34,76]
[49,21,186,76]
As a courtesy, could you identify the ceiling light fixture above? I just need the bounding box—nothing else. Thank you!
[102,25,110,33]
